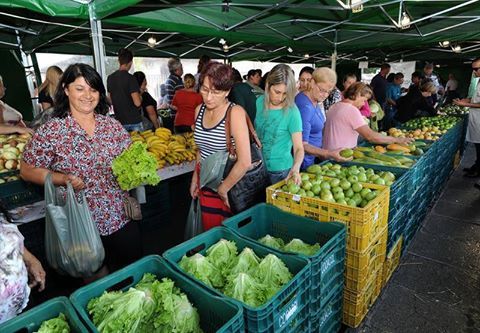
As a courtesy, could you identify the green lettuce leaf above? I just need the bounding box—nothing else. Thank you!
[228,247,261,277]
[37,313,70,333]
[206,239,238,273]
[283,238,321,256]
[257,234,284,251]
[255,254,292,299]
[179,253,224,288]
[224,272,265,307]
[112,142,161,190]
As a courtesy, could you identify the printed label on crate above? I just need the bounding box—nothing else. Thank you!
[278,297,299,328]
[321,253,336,276]
[292,194,301,202]
[319,305,333,328]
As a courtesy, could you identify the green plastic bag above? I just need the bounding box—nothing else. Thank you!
[44,173,105,277]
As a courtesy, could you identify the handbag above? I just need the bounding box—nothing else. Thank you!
[124,196,142,221]
[223,103,269,213]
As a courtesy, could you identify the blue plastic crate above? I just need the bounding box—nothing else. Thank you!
[70,255,244,333]
[310,285,343,333]
[0,297,87,333]
[163,227,311,333]
[222,203,346,315]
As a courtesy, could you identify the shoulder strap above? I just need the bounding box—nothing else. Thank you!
[225,103,262,156]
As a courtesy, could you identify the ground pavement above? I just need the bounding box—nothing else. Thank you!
[348,144,480,332]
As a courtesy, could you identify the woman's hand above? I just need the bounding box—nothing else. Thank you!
[217,183,230,208]
[24,251,46,292]
[190,178,199,199]
[395,137,414,145]
[65,174,86,190]
[453,98,469,107]
[286,169,301,185]
[329,148,352,162]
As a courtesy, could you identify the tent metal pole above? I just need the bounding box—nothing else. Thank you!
[124,28,150,49]
[88,2,107,82]
[226,0,290,31]
[180,37,216,57]
[15,30,37,117]
[30,53,42,92]
[422,17,480,37]
[408,0,479,26]
[331,30,338,71]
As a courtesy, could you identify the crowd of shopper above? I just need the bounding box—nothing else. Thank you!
[2,49,480,325]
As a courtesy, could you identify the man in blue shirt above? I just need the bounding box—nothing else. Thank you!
[370,63,391,108]
[385,72,404,128]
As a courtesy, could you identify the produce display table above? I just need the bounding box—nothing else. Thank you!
[156,160,195,181]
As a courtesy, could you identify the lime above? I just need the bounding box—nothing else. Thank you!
[352,193,362,205]
[347,199,357,207]
[360,199,368,208]
[334,192,345,201]
[302,180,313,191]
[301,173,310,181]
[374,178,385,185]
[352,182,363,193]
[306,190,315,197]
[312,184,321,195]
[340,179,352,190]
[347,175,358,183]
[298,189,306,196]
[320,182,331,190]
[345,188,354,198]
[329,178,341,187]
[288,184,300,194]
[365,191,377,201]
[337,198,348,205]
[360,188,372,198]
[340,149,354,158]
[357,172,367,182]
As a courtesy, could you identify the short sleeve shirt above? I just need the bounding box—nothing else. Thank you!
[323,102,366,150]
[22,114,132,236]
[38,89,54,107]
[295,92,325,170]
[107,70,142,125]
[255,96,302,172]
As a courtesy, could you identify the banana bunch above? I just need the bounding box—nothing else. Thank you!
[129,128,197,169]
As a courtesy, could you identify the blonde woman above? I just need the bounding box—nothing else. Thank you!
[172,73,202,133]
[38,66,63,110]
[255,64,304,185]
[295,67,349,170]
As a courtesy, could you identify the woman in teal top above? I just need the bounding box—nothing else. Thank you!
[255,64,304,185]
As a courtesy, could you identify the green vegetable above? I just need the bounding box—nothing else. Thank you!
[258,234,284,251]
[87,273,203,333]
[179,253,224,288]
[37,313,70,333]
[206,239,238,274]
[283,238,321,256]
[112,142,161,190]
[228,247,261,277]
[223,273,265,307]
[255,254,293,299]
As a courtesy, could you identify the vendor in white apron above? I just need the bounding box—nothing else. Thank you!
[454,57,480,178]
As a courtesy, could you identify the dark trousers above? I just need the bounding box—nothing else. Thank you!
[475,143,480,171]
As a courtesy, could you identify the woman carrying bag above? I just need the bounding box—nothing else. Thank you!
[20,63,142,278]
[190,62,252,230]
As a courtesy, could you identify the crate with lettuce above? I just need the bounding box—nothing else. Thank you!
[163,227,311,333]
[70,255,243,333]
[0,297,87,333]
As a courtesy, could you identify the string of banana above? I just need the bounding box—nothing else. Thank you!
[130,128,197,169]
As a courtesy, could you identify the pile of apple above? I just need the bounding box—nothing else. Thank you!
[0,133,30,172]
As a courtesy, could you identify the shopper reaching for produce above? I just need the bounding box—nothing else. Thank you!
[323,82,413,151]
[20,63,142,277]
[295,67,351,171]
[255,64,304,185]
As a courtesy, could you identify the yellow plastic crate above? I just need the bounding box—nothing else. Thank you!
[266,176,389,252]
[382,236,403,288]
[343,266,383,328]
[345,227,387,291]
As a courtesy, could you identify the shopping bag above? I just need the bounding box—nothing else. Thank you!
[184,198,203,240]
[44,173,105,277]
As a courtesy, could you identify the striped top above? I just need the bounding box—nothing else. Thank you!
[194,103,229,160]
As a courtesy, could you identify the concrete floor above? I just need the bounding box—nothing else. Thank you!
[349,144,480,333]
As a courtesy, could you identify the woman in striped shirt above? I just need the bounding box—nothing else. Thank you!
[191,62,251,229]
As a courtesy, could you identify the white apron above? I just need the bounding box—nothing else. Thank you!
[466,83,480,143]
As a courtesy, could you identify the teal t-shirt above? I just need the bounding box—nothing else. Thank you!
[255,96,303,172]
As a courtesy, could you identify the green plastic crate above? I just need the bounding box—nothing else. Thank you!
[0,297,87,333]
[222,203,345,314]
[310,285,343,333]
[163,227,311,333]
[70,255,244,333]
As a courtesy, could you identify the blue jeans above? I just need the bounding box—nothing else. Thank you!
[268,169,290,185]
[123,122,144,132]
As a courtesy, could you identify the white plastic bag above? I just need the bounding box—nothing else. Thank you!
[44,173,105,277]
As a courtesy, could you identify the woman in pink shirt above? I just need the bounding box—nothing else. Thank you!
[323,82,412,150]
[342,73,371,117]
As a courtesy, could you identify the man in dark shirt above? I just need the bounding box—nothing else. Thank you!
[164,57,184,115]
[370,63,391,108]
[107,48,142,131]
[229,68,257,122]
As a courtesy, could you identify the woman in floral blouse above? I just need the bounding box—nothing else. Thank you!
[20,63,142,276]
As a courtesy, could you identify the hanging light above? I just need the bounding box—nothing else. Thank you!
[287,47,293,53]
[439,41,450,48]
[350,0,363,13]
[223,44,229,52]
[147,37,157,48]
[304,53,310,59]
[400,12,411,29]
[452,44,462,53]
[219,38,226,45]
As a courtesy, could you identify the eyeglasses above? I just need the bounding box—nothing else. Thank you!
[472,67,480,72]
[318,88,332,95]
[200,86,225,96]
